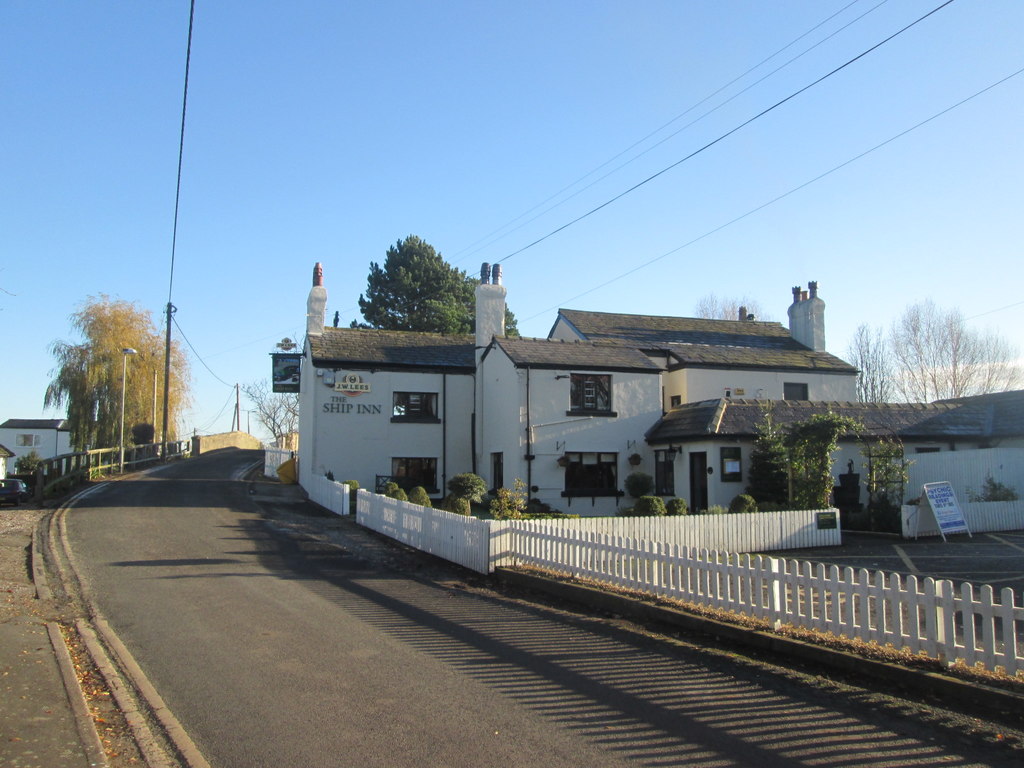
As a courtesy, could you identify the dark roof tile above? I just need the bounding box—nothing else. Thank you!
[308,328,475,371]
[557,309,856,373]
[492,337,661,372]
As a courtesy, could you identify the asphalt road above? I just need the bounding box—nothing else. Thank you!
[63,450,1023,768]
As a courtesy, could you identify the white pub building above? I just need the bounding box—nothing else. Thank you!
[296,263,1019,516]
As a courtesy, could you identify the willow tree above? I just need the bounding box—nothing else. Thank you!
[45,296,191,450]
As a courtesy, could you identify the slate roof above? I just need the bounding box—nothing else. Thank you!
[0,419,69,431]
[490,337,662,372]
[307,328,475,371]
[555,309,857,373]
[645,397,1024,444]
[936,389,1024,438]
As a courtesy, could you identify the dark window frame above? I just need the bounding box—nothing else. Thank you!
[391,391,440,423]
[783,382,809,401]
[568,373,616,416]
[720,446,742,483]
[562,451,621,498]
[491,452,504,493]
[655,449,675,496]
[390,457,438,493]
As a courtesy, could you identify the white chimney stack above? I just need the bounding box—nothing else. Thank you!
[306,262,328,337]
[475,261,506,354]
[788,280,826,351]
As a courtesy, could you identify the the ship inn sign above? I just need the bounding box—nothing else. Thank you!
[334,373,371,396]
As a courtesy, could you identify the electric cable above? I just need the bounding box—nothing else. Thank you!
[522,64,1024,324]
[495,0,957,266]
[450,0,888,264]
[192,388,237,434]
[171,316,234,388]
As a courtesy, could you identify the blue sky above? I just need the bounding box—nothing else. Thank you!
[3,0,1022,439]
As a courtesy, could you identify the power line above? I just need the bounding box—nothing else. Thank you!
[496,0,957,266]
[192,387,236,434]
[450,0,887,264]
[966,300,1024,321]
[522,63,1024,324]
[172,316,234,388]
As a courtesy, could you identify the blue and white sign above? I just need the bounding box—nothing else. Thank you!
[921,481,971,540]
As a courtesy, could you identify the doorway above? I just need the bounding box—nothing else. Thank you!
[689,451,708,511]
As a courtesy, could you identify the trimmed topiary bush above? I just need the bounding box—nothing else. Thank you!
[728,493,758,514]
[706,505,728,515]
[383,482,408,502]
[442,494,470,516]
[408,486,432,508]
[342,479,359,491]
[624,471,654,499]
[633,495,667,516]
[447,473,487,503]
[666,498,689,516]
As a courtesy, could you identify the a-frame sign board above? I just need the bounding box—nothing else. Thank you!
[915,481,971,541]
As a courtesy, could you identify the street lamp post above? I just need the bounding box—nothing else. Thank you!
[120,348,138,473]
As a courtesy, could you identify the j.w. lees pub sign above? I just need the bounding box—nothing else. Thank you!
[324,373,382,415]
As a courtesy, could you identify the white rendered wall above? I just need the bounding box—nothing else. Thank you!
[299,361,473,496]
[664,367,856,407]
[0,427,71,473]
[479,349,662,516]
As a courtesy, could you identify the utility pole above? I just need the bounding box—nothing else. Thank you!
[161,302,174,456]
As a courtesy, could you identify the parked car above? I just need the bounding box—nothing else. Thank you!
[0,479,30,507]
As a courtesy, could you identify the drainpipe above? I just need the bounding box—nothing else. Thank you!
[526,368,532,503]
[442,373,448,492]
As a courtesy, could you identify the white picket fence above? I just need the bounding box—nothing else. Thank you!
[306,473,350,514]
[506,527,1024,675]
[355,490,494,574]
[906,447,1024,503]
[263,447,293,479]
[902,499,1024,538]
[307,480,1024,676]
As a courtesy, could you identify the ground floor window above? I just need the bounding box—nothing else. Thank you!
[391,457,438,492]
[655,449,675,495]
[491,452,503,492]
[720,447,742,482]
[563,452,618,496]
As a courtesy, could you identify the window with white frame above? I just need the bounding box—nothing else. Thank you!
[16,434,41,447]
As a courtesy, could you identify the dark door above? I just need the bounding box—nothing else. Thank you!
[689,451,708,512]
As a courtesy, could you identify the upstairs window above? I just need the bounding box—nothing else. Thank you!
[16,434,41,447]
[783,382,808,401]
[392,392,439,422]
[569,374,613,414]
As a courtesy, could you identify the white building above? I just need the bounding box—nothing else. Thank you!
[0,419,71,474]
[295,264,1022,515]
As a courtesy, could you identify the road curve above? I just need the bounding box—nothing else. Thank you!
[63,449,1022,768]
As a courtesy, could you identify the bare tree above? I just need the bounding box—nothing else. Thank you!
[888,300,1022,401]
[847,324,894,402]
[694,293,772,322]
[243,380,299,445]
